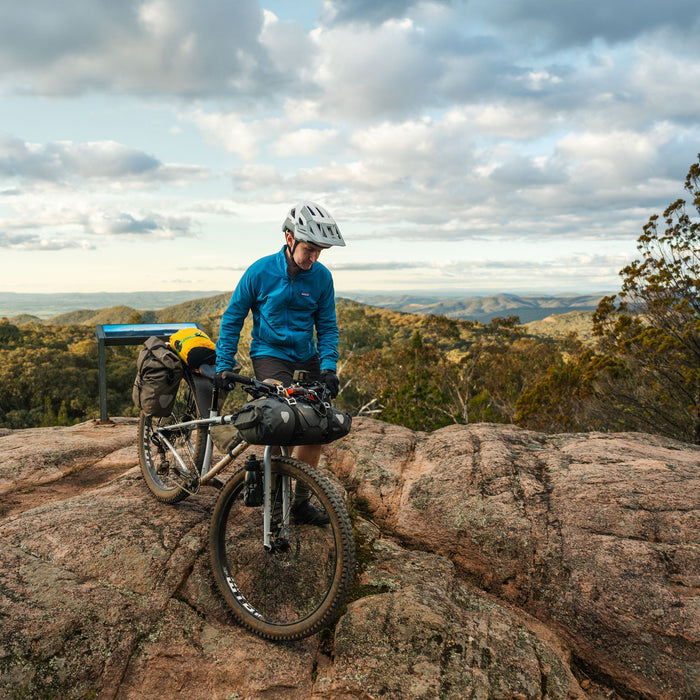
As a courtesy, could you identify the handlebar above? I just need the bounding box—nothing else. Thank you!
[218,369,255,389]
[198,364,332,403]
[197,364,253,387]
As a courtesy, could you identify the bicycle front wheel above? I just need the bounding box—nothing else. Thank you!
[138,375,207,504]
[209,456,355,641]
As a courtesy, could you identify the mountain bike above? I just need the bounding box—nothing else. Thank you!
[137,365,355,641]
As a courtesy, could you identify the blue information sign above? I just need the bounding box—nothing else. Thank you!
[95,322,203,422]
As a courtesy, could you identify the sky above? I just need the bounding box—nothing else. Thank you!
[1,0,699,298]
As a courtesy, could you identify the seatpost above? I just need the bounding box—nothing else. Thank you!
[201,382,220,478]
[211,383,220,412]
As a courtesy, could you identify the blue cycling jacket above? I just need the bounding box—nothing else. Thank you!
[216,246,339,373]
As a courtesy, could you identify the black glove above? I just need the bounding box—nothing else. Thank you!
[320,370,339,398]
[215,364,242,391]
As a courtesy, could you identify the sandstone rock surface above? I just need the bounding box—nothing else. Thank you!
[0,417,697,699]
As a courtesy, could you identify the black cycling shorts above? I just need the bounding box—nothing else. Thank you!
[251,355,321,386]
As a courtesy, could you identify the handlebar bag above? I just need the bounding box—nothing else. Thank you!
[233,396,297,445]
[289,400,329,444]
[132,336,184,417]
[292,401,352,444]
[232,395,351,445]
[325,405,352,443]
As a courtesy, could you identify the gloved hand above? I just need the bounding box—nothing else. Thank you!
[320,370,340,398]
[215,363,242,391]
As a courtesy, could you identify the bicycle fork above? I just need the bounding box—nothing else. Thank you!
[263,445,291,551]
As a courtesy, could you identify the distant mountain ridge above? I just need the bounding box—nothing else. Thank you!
[46,293,233,326]
[348,292,607,323]
[3,291,608,326]
[0,291,227,319]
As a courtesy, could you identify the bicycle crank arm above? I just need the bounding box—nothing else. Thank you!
[155,431,199,494]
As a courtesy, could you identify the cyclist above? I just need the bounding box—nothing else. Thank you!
[215,201,346,525]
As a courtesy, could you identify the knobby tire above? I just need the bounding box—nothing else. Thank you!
[209,456,355,641]
[138,375,207,504]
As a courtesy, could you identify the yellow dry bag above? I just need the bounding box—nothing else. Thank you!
[169,328,216,369]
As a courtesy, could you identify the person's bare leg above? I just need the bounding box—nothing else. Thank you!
[292,444,321,502]
[290,443,329,524]
[294,444,321,469]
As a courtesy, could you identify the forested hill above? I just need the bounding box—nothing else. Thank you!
[1,291,695,445]
[3,292,232,326]
[2,291,595,346]
[0,296,593,433]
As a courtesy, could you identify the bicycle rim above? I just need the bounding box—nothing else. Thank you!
[209,456,355,640]
[138,377,207,504]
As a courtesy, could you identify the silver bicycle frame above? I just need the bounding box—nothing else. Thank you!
[155,414,291,550]
[154,412,243,487]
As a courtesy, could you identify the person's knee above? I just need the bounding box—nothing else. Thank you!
[294,443,321,466]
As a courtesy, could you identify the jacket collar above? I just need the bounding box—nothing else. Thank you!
[277,245,314,278]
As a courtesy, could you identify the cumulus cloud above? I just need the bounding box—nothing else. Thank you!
[187,110,283,161]
[272,128,341,157]
[312,18,443,120]
[0,135,208,186]
[0,230,92,250]
[325,0,450,26]
[0,202,196,252]
[475,0,700,48]
[259,9,317,84]
[0,0,275,97]
[1,0,699,294]
[84,211,193,237]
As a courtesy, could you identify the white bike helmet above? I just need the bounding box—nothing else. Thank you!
[282,201,346,248]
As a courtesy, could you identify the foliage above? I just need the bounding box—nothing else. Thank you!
[516,155,700,443]
[334,306,566,431]
[0,304,571,433]
[0,322,139,428]
[516,348,618,433]
[590,154,700,443]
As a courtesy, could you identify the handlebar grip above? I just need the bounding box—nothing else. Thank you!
[220,370,254,387]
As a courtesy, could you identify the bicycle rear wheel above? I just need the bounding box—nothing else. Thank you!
[138,374,207,504]
[209,456,355,641]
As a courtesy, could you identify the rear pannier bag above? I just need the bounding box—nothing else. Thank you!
[169,327,216,369]
[132,336,184,417]
[231,394,352,446]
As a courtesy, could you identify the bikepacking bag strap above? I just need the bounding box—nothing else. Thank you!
[132,336,184,417]
[169,327,216,369]
[230,394,352,446]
